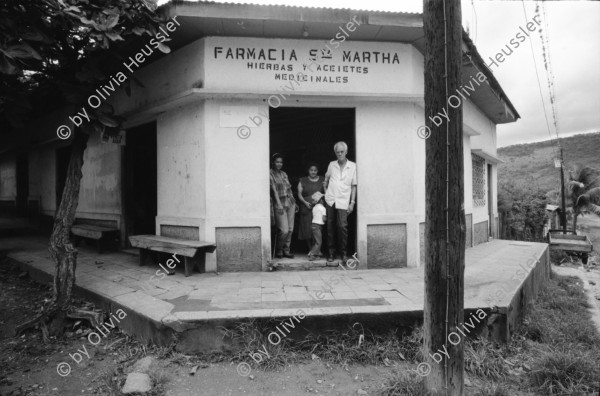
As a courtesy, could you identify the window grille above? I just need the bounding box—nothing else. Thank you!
[472,154,486,207]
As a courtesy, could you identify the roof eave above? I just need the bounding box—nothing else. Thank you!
[155,2,519,126]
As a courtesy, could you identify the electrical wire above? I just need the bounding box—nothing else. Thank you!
[539,1,561,143]
[520,1,560,159]
[471,0,478,44]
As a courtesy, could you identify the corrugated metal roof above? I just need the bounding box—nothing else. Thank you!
[164,0,421,15]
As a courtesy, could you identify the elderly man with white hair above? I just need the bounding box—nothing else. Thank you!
[323,141,357,263]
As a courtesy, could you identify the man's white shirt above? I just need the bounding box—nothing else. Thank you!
[325,160,357,210]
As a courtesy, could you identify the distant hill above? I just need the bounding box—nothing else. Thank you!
[498,132,600,193]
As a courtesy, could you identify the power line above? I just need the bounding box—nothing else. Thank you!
[471,0,478,44]
[539,1,561,143]
[520,0,560,160]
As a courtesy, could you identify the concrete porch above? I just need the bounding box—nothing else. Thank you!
[1,235,549,352]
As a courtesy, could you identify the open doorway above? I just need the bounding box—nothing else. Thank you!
[123,122,157,245]
[269,107,356,261]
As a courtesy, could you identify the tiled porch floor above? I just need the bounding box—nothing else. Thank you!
[1,235,548,326]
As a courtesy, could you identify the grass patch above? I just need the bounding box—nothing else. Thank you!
[464,338,509,380]
[522,275,599,346]
[298,323,423,367]
[221,318,303,371]
[521,274,600,394]
[470,385,512,396]
[380,272,600,395]
[221,320,424,371]
[529,348,599,395]
[377,372,428,396]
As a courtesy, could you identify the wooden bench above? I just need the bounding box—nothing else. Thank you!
[128,235,216,277]
[71,224,120,253]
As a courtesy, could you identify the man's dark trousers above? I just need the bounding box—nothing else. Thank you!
[326,202,348,257]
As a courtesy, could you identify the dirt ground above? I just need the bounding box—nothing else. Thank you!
[564,215,600,331]
[578,215,600,256]
[2,216,600,396]
[0,257,409,396]
[0,256,522,396]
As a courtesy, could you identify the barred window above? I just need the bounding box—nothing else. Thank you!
[472,154,486,207]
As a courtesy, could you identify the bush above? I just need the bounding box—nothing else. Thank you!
[498,179,548,242]
[529,349,599,395]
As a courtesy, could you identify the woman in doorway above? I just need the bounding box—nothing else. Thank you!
[297,163,324,253]
[270,153,296,259]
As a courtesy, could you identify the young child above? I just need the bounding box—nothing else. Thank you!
[309,192,327,261]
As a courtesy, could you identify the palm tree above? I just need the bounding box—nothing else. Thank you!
[567,165,600,232]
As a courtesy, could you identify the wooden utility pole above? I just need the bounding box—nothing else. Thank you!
[423,0,465,394]
[559,148,567,233]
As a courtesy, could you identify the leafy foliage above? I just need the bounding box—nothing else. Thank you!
[0,0,168,133]
[1,0,172,337]
[498,178,548,242]
[566,165,600,227]
[544,165,600,231]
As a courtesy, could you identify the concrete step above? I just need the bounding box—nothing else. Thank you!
[272,256,358,271]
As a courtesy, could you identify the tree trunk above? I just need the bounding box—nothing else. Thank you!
[48,130,89,334]
[423,0,465,394]
[573,213,578,234]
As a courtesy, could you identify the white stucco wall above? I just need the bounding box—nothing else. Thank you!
[25,136,121,222]
[112,39,205,115]
[202,99,271,271]
[156,101,207,237]
[356,101,423,267]
[202,37,423,96]
[466,100,497,155]
[78,132,122,218]
[0,158,16,200]
[464,100,498,232]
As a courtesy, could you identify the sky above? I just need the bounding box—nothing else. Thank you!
[159,0,600,148]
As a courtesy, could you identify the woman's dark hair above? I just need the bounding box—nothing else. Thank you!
[306,162,319,172]
[271,153,283,168]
